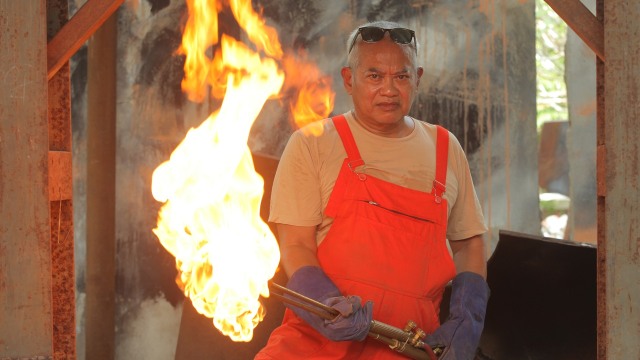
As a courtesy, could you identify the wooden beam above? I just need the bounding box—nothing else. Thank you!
[46,0,124,80]
[544,0,605,62]
[596,0,606,358]
[602,1,640,358]
[85,12,118,360]
[0,1,53,357]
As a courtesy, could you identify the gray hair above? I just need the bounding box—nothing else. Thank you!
[346,20,419,68]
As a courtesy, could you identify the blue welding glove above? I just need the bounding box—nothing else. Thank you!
[425,272,490,360]
[285,265,372,342]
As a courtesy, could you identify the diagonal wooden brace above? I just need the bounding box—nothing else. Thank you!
[544,0,605,62]
[47,0,125,80]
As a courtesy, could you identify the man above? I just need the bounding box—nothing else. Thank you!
[256,20,489,360]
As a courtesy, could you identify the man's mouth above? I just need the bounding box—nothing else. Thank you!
[377,102,400,111]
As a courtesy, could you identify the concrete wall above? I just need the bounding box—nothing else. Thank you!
[565,0,597,244]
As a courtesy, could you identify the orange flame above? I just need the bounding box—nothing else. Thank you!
[283,51,335,133]
[152,0,334,341]
[178,0,220,102]
[153,0,283,342]
[229,0,283,59]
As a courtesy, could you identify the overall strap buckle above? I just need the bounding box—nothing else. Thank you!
[432,179,446,204]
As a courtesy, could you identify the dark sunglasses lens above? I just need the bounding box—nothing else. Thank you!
[359,27,386,42]
[389,29,414,44]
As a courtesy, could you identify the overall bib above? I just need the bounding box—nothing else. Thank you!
[257,115,456,359]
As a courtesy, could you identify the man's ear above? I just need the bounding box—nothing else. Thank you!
[416,66,424,86]
[341,66,353,94]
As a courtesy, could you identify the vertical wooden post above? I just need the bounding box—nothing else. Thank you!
[602,1,640,358]
[85,10,118,360]
[0,0,53,357]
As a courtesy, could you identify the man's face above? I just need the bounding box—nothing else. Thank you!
[341,36,423,132]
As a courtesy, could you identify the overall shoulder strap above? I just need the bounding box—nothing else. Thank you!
[432,125,450,203]
[332,114,365,170]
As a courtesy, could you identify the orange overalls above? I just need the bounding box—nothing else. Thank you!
[256,115,456,359]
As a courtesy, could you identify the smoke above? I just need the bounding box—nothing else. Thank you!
[116,294,183,360]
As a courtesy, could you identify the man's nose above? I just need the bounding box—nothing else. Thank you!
[380,77,399,96]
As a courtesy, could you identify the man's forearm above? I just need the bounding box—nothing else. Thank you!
[275,223,320,277]
[449,235,487,278]
[280,243,321,277]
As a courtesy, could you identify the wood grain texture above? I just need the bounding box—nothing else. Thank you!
[603,1,640,358]
[0,0,53,357]
[544,0,605,61]
[47,0,124,80]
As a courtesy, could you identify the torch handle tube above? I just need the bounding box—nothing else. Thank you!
[369,320,425,348]
[266,282,437,360]
[367,332,433,360]
[268,282,339,319]
[268,290,337,320]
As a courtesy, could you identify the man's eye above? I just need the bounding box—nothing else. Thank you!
[397,75,409,80]
[368,74,380,79]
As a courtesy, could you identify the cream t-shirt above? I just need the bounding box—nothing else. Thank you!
[269,112,487,245]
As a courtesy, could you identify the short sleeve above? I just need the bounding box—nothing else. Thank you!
[446,136,488,240]
[268,131,323,227]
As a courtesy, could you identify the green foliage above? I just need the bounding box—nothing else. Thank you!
[536,0,568,130]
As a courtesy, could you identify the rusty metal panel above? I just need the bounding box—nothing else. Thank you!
[47,0,76,358]
[603,1,640,359]
[49,199,75,360]
[0,0,53,358]
[48,63,72,152]
[48,151,73,201]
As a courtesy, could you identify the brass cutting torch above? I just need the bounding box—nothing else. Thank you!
[268,282,442,360]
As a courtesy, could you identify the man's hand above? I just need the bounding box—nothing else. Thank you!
[322,295,373,341]
[425,271,490,360]
[285,266,373,341]
[276,225,372,341]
